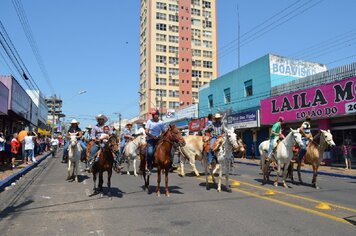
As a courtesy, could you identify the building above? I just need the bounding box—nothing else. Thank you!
[45,95,64,135]
[261,62,356,164]
[139,0,218,120]
[26,90,49,129]
[198,54,327,156]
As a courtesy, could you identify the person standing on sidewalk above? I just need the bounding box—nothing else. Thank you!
[10,133,21,169]
[0,132,6,165]
[24,131,38,164]
[342,143,352,169]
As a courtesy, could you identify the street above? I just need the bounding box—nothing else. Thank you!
[0,152,355,236]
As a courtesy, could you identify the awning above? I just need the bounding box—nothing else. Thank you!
[168,118,189,129]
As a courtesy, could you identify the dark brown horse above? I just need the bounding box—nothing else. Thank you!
[91,135,118,197]
[140,124,185,197]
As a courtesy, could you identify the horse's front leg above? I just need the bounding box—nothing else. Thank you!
[297,160,303,183]
[190,160,200,177]
[133,158,138,177]
[282,163,290,188]
[274,161,281,187]
[92,172,97,194]
[98,172,104,192]
[165,168,170,197]
[74,161,79,182]
[126,157,131,176]
[225,159,232,192]
[179,159,185,177]
[217,161,223,192]
[107,169,112,198]
[66,160,71,180]
[156,166,161,197]
[312,164,320,189]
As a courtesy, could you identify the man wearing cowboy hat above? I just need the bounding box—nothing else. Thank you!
[119,122,135,160]
[88,114,116,171]
[62,119,85,163]
[83,125,93,143]
[205,113,226,169]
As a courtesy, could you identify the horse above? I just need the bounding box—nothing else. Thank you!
[140,124,185,197]
[66,133,83,182]
[84,140,95,171]
[91,135,118,197]
[122,134,146,176]
[259,128,304,188]
[288,129,335,189]
[207,126,244,192]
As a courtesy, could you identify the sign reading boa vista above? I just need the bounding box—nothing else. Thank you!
[260,77,356,124]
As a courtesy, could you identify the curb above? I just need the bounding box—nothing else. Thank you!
[0,152,52,192]
[236,160,356,180]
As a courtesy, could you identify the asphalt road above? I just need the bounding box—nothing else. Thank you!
[0,152,355,236]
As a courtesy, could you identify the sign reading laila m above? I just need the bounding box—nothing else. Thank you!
[260,77,356,124]
[270,55,327,78]
[227,111,258,129]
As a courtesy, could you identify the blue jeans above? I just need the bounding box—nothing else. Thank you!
[120,139,126,157]
[208,137,217,164]
[267,137,277,157]
[147,139,158,170]
[63,140,86,160]
[89,143,100,163]
[25,149,32,161]
[298,137,308,159]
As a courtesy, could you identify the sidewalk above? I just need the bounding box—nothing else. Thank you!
[236,158,356,179]
[0,151,52,192]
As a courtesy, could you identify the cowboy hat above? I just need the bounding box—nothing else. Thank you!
[126,122,133,126]
[96,114,108,123]
[214,113,222,119]
[86,125,92,129]
[70,119,80,124]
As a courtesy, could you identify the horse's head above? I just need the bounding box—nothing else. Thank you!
[69,133,78,147]
[291,128,304,148]
[320,129,335,147]
[168,124,185,147]
[106,135,119,152]
[224,127,242,151]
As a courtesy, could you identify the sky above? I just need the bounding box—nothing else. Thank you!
[0,0,356,129]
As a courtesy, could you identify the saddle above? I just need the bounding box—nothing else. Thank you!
[202,134,211,153]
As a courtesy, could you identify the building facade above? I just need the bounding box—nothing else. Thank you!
[198,54,327,156]
[139,0,218,119]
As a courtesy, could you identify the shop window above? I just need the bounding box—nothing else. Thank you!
[208,94,213,108]
[245,79,253,97]
[224,88,231,103]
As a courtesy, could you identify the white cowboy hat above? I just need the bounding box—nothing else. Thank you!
[96,114,108,123]
[86,125,92,129]
[70,119,80,124]
[214,113,222,119]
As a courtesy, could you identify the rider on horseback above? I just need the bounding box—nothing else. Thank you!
[298,115,313,161]
[83,125,93,143]
[266,117,285,162]
[119,122,135,162]
[205,113,226,169]
[145,110,167,174]
[62,119,86,163]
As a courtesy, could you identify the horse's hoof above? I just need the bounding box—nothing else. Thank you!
[283,184,289,189]
[156,192,161,197]
[127,172,130,175]
[165,192,170,197]
[75,177,79,182]
[315,185,320,189]
[217,189,221,192]
[274,182,278,187]
[227,188,232,193]
[134,174,138,177]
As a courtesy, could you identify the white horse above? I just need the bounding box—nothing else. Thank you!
[67,133,83,182]
[259,128,304,188]
[206,127,242,192]
[122,134,146,176]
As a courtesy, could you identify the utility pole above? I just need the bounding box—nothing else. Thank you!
[119,113,122,133]
[51,95,55,139]
[237,3,241,68]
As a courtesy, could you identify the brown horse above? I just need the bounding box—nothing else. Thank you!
[140,124,185,197]
[288,129,335,189]
[91,135,119,197]
[84,140,95,170]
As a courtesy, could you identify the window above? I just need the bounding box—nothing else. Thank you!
[203,40,212,48]
[192,0,200,6]
[169,25,179,32]
[156,44,167,52]
[156,12,166,20]
[203,1,211,8]
[169,35,179,43]
[169,57,179,65]
[203,30,212,38]
[156,66,166,74]
[192,49,201,57]
[203,50,212,58]
[156,2,167,10]
[208,94,213,108]
[169,46,179,53]
[169,14,179,22]
[156,55,167,63]
[192,60,201,67]
[169,79,179,86]
[192,39,201,46]
[169,68,179,75]
[191,19,201,26]
[203,20,212,28]
[169,101,180,109]
[192,92,198,99]
[203,61,212,68]
[203,10,212,18]
[169,90,179,97]
[191,8,200,16]
[156,89,167,97]
[156,33,166,42]
[224,88,231,103]
[192,70,202,78]
[156,23,167,31]
[203,71,213,78]
[192,29,201,36]
[192,80,201,88]
[169,4,179,12]
[156,77,167,85]
[245,79,253,97]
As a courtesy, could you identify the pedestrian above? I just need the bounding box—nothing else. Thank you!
[24,131,37,164]
[10,133,21,169]
[251,144,255,160]
[0,132,6,165]
[342,143,352,169]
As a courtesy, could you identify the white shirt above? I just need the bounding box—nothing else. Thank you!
[51,138,59,146]
[24,136,35,150]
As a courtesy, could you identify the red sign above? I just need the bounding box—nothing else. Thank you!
[189,118,206,132]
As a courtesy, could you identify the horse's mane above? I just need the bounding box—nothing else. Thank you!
[309,132,321,147]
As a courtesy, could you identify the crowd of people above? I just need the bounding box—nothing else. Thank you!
[0,131,60,170]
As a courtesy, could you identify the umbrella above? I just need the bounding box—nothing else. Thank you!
[18,130,28,142]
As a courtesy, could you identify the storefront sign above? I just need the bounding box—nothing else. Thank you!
[261,77,356,124]
[0,82,9,114]
[270,55,327,78]
[189,118,206,132]
[227,111,258,129]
